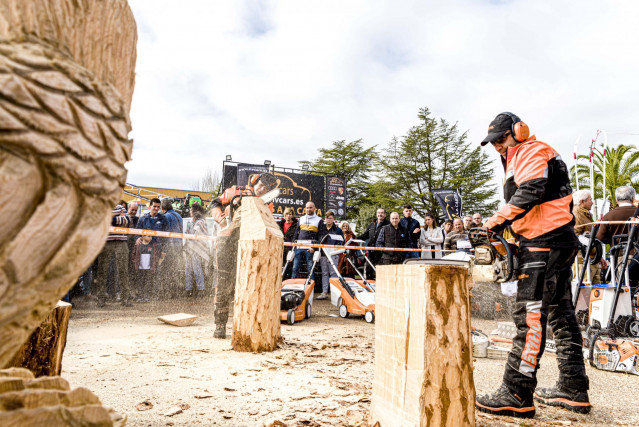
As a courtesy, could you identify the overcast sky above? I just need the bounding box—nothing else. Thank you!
[126,0,639,193]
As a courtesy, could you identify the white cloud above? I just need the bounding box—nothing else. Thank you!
[126,0,639,198]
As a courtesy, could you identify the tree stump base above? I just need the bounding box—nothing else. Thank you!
[370,263,475,427]
[8,301,72,377]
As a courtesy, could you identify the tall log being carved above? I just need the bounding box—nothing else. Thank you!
[231,197,283,352]
[0,0,137,367]
[370,263,475,426]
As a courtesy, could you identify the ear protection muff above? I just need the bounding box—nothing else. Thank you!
[500,112,530,143]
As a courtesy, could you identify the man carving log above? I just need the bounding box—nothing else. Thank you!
[0,0,137,369]
[209,173,280,339]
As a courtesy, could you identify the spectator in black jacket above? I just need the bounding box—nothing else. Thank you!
[126,202,140,297]
[279,207,298,279]
[376,212,409,265]
[399,204,421,259]
[357,208,389,277]
[95,205,134,307]
[317,211,344,300]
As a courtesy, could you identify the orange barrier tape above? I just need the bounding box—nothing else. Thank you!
[109,227,214,241]
[582,220,639,227]
[109,227,466,253]
[284,242,465,253]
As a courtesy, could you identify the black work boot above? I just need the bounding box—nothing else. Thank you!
[214,323,226,339]
[476,384,535,418]
[534,383,591,414]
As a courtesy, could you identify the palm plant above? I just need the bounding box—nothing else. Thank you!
[572,144,639,206]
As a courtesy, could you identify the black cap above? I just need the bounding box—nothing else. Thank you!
[480,113,519,146]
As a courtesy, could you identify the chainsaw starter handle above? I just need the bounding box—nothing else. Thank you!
[493,233,515,282]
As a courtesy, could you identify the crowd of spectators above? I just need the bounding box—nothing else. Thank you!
[277,202,488,282]
[69,197,217,307]
[69,184,638,307]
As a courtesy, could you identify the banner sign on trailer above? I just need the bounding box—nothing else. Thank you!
[326,176,347,219]
[220,162,346,217]
[432,188,463,221]
[222,163,238,188]
[272,171,325,216]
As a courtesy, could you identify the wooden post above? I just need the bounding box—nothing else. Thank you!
[9,301,72,377]
[370,263,475,427]
[231,197,284,352]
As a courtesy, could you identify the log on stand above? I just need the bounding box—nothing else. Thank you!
[370,263,475,427]
[9,301,72,377]
[231,196,284,352]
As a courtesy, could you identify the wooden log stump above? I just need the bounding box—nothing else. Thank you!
[370,263,475,427]
[231,197,284,352]
[9,301,72,377]
[0,367,125,426]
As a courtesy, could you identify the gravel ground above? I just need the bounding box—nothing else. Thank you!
[62,295,639,426]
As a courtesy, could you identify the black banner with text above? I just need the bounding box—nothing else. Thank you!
[272,171,325,217]
[432,188,463,221]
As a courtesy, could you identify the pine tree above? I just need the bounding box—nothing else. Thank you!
[377,107,499,223]
[300,139,378,219]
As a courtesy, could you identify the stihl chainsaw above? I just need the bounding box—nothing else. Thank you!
[468,228,517,283]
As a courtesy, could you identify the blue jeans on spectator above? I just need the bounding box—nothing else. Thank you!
[405,249,420,259]
[185,254,205,291]
[292,249,315,282]
[320,255,339,293]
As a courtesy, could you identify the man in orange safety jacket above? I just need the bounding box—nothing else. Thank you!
[210,172,279,339]
[475,113,590,419]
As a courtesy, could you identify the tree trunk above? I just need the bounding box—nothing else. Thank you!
[9,301,72,377]
[231,197,284,352]
[370,263,475,427]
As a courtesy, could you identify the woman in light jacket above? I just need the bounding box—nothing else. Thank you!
[419,212,444,259]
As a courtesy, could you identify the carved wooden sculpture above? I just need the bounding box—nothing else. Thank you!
[0,0,137,367]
